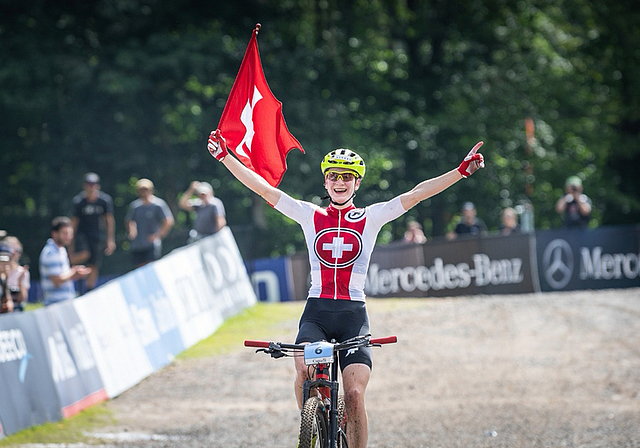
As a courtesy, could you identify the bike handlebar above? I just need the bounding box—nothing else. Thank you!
[244,335,397,351]
[244,340,271,348]
[370,335,397,345]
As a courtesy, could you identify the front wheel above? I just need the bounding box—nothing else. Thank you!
[299,396,328,448]
[337,395,348,448]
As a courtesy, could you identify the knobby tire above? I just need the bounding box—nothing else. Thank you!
[300,396,328,448]
[337,395,348,448]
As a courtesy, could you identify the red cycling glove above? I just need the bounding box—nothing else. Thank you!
[207,129,228,161]
[457,141,485,178]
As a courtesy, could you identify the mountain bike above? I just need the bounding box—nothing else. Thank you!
[245,334,397,448]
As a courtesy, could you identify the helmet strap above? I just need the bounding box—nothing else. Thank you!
[323,191,356,207]
[322,176,360,207]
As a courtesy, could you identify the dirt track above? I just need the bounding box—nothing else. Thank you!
[39,288,640,447]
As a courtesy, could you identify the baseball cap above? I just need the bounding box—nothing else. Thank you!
[196,182,213,195]
[565,176,582,187]
[84,172,100,184]
[136,178,154,190]
[462,202,475,211]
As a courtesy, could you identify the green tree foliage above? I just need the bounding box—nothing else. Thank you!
[1,0,638,275]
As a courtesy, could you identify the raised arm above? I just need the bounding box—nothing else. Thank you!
[178,181,199,211]
[207,130,282,206]
[399,141,485,210]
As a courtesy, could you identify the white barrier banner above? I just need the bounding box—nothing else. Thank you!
[197,227,257,317]
[153,228,256,348]
[153,244,224,348]
[73,282,153,398]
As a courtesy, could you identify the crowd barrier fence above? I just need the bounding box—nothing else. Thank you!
[0,227,256,439]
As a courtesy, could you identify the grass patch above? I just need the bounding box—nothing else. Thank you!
[23,302,43,312]
[177,301,304,360]
[0,403,114,447]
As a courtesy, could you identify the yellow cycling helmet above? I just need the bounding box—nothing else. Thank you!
[320,149,366,179]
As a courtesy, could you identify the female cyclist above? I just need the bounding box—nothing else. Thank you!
[207,130,484,448]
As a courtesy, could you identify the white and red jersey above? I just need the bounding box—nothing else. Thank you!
[274,193,407,301]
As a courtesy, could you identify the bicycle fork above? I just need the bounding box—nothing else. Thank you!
[302,363,341,448]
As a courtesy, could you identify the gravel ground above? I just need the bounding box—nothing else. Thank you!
[31,288,640,447]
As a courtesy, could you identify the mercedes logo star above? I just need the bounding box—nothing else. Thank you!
[543,239,574,289]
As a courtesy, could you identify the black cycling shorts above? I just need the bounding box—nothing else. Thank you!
[296,298,372,371]
[75,233,104,267]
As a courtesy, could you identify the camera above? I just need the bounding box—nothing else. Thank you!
[0,255,10,263]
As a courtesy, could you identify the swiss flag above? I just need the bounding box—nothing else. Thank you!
[217,24,304,187]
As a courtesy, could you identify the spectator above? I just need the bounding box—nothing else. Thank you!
[39,217,91,306]
[125,178,174,268]
[70,172,116,291]
[499,207,521,236]
[178,181,227,242]
[448,202,487,239]
[0,248,14,313]
[403,220,427,244]
[555,176,592,228]
[0,236,30,311]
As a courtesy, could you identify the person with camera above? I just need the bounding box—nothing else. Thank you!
[0,237,30,311]
[178,181,227,242]
[0,247,14,314]
[555,176,592,228]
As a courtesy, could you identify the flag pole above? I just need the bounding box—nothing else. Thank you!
[254,23,261,35]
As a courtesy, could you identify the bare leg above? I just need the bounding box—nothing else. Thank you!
[294,343,311,409]
[342,363,370,448]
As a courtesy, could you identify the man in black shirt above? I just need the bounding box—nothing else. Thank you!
[71,172,115,291]
[448,201,487,239]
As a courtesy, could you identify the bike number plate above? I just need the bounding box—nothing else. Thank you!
[304,341,334,365]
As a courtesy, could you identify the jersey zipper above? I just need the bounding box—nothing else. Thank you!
[333,209,341,300]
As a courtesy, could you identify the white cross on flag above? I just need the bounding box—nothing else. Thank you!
[216,24,304,186]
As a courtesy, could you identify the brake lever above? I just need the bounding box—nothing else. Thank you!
[255,347,287,358]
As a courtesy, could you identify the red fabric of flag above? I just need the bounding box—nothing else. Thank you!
[217,25,304,187]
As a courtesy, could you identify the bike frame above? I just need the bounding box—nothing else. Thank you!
[301,344,341,448]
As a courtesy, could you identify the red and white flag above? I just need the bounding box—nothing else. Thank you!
[217,24,304,187]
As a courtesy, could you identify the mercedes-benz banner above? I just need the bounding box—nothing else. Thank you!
[365,233,537,298]
[536,225,640,292]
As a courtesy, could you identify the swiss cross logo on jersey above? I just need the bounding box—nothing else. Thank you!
[314,228,363,268]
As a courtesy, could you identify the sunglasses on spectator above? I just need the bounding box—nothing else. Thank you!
[325,171,357,182]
